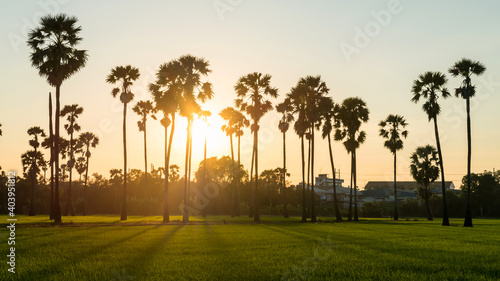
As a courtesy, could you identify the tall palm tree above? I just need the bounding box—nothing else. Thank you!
[410,145,440,221]
[26,126,46,216]
[235,72,278,223]
[78,132,99,216]
[176,55,214,223]
[132,100,157,192]
[232,109,248,216]
[276,98,294,218]
[449,58,486,227]
[149,60,182,223]
[61,104,83,216]
[199,110,211,217]
[319,97,343,222]
[106,65,140,221]
[379,114,408,221]
[411,71,451,226]
[27,14,88,223]
[220,107,238,217]
[335,97,369,222]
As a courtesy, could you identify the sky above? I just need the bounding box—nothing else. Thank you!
[1,0,499,189]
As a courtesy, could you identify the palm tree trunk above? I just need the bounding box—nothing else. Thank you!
[183,119,191,223]
[310,124,317,222]
[54,85,62,223]
[163,114,175,223]
[348,152,353,221]
[254,125,260,223]
[187,126,193,210]
[306,136,311,218]
[425,192,433,221]
[230,134,235,217]
[301,135,307,222]
[282,132,288,218]
[121,102,128,221]
[394,152,398,221]
[66,129,75,216]
[84,150,89,216]
[464,97,473,227]
[144,117,148,193]
[49,92,54,220]
[202,135,207,217]
[354,149,359,221]
[236,135,241,217]
[29,153,36,216]
[249,142,255,218]
[433,117,449,226]
[327,134,342,222]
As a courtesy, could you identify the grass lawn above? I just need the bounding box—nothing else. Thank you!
[0,215,499,280]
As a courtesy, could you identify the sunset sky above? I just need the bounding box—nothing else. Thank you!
[1,0,499,188]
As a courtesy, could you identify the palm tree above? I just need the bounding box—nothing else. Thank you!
[318,97,343,222]
[235,72,278,223]
[21,150,45,216]
[149,60,182,223]
[411,71,451,226]
[220,107,236,217]
[106,65,140,221]
[199,110,211,217]
[27,14,88,223]
[335,97,369,222]
[175,55,214,223]
[410,145,440,221]
[379,114,408,221]
[61,104,83,216]
[449,58,486,227]
[232,109,249,217]
[78,132,99,216]
[26,126,46,216]
[132,100,157,192]
[276,98,294,218]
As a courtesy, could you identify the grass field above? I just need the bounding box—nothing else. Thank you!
[1,215,499,280]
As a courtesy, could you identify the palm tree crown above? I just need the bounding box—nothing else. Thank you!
[411,72,451,120]
[106,65,140,103]
[449,58,486,99]
[410,145,440,188]
[334,97,370,152]
[133,100,157,131]
[379,114,408,153]
[235,72,278,125]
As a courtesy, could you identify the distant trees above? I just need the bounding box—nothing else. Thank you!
[132,100,157,192]
[460,171,500,217]
[28,14,88,223]
[449,58,486,227]
[235,72,278,223]
[410,145,440,221]
[78,132,99,216]
[379,114,408,220]
[220,107,239,217]
[411,71,451,226]
[25,126,46,216]
[107,65,140,221]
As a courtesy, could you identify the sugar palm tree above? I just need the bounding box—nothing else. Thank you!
[106,65,140,221]
[410,145,440,221]
[149,60,182,223]
[235,72,278,223]
[379,114,408,221]
[319,97,343,222]
[176,55,214,223]
[233,109,248,216]
[27,14,88,223]
[335,97,369,221]
[199,110,212,217]
[220,107,238,217]
[78,132,99,216]
[449,58,486,227]
[26,126,46,216]
[276,98,294,218]
[21,150,45,216]
[411,71,451,226]
[132,100,157,192]
[61,104,83,216]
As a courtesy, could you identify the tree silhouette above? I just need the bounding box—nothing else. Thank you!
[335,97,369,221]
[28,14,88,223]
[132,100,157,193]
[276,98,294,218]
[235,72,278,223]
[379,114,408,221]
[26,126,46,216]
[220,107,240,217]
[78,132,99,216]
[318,97,343,222]
[107,65,140,221]
[149,60,183,223]
[410,145,440,221]
[232,108,249,217]
[449,58,486,227]
[411,71,451,226]
[61,104,83,216]
[199,110,212,217]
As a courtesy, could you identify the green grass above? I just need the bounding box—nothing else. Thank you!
[1,215,499,280]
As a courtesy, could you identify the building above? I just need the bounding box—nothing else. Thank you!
[361,188,417,203]
[364,181,456,194]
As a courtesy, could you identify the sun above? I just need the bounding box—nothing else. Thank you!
[190,115,229,157]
